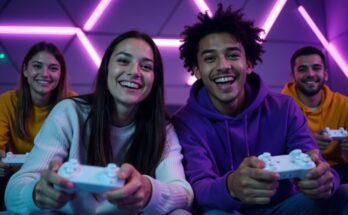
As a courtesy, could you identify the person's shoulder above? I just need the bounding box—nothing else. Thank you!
[332,91,348,102]
[53,97,90,114]
[0,89,17,101]
[67,90,78,97]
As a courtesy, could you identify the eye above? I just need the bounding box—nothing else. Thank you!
[312,65,323,71]
[297,66,308,73]
[140,62,154,72]
[117,58,130,65]
[227,53,239,60]
[32,64,42,69]
[48,65,60,72]
[203,55,216,63]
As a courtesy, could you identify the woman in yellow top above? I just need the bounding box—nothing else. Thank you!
[0,42,75,209]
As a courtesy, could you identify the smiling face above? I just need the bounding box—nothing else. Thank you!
[24,51,62,100]
[292,54,327,97]
[107,38,155,111]
[194,33,252,115]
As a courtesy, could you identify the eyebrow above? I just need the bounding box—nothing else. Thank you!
[31,60,60,67]
[114,51,154,62]
[298,63,323,68]
[200,47,242,56]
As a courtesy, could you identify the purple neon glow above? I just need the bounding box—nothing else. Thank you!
[153,38,182,47]
[260,0,287,40]
[0,26,77,35]
[76,29,101,67]
[186,75,197,86]
[193,0,212,17]
[83,0,112,31]
[298,6,348,79]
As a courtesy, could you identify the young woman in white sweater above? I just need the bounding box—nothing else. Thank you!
[5,31,193,214]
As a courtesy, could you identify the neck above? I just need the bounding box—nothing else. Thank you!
[213,90,246,116]
[112,104,138,127]
[296,89,322,108]
[31,91,51,107]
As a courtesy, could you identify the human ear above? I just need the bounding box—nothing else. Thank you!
[193,66,201,79]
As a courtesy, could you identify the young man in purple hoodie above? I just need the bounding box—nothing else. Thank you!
[172,4,346,214]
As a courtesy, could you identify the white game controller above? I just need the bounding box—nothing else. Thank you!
[258,149,315,180]
[323,127,348,141]
[1,152,29,165]
[56,159,125,193]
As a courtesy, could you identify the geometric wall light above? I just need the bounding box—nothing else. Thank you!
[298,5,348,79]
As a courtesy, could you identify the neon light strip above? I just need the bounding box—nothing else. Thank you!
[153,38,182,47]
[260,0,287,40]
[192,0,212,17]
[83,0,112,31]
[298,6,328,46]
[76,29,101,67]
[0,26,77,35]
[186,75,197,86]
[0,25,101,67]
[298,6,348,79]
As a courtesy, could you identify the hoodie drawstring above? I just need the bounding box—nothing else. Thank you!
[244,114,250,157]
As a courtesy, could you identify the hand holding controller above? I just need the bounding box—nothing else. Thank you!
[1,152,29,166]
[258,149,315,180]
[323,127,348,141]
[56,159,125,193]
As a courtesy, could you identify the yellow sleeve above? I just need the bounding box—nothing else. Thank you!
[0,91,17,151]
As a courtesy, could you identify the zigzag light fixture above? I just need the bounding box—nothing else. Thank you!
[260,0,287,40]
[83,0,112,31]
[298,5,348,79]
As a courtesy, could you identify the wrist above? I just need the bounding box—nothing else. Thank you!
[227,173,236,197]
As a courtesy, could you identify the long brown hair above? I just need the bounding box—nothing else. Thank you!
[15,41,69,140]
[77,31,166,176]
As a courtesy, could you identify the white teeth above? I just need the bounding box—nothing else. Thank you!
[214,76,235,83]
[36,80,51,84]
[119,81,141,89]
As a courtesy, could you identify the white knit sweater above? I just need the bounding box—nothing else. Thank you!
[5,99,193,214]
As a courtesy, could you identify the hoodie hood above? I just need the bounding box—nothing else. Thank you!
[187,72,269,120]
[281,82,334,113]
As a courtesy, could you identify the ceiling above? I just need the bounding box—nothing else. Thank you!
[1,0,347,104]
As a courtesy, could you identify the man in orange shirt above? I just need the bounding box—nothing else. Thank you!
[282,46,348,183]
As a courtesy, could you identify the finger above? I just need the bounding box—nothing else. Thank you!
[0,150,6,158]
[35,179,74,209]
[314,132,332,142]
[48,160,62,172]
[43,170,74,189]
[108,164,140,200]
[249,168,280,182]
[306,150,320,164]
[109,179,141,200]
[244,156,264,169]
[117,163,134,180]
[305,162,330,179]
[298,182,332,199]
[244,196,272,205]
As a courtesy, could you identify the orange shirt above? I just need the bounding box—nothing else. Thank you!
[282,83,348,165]
[0,90,76,153]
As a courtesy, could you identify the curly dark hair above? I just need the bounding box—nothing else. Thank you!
[180,3,264,75]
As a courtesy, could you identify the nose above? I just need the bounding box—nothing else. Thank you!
[41,66,50,76]
[217,56,230,70]
[307,68,315,76]
[128,63,141,77]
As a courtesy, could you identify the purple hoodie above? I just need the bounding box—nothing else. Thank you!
[172,72,339,212]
